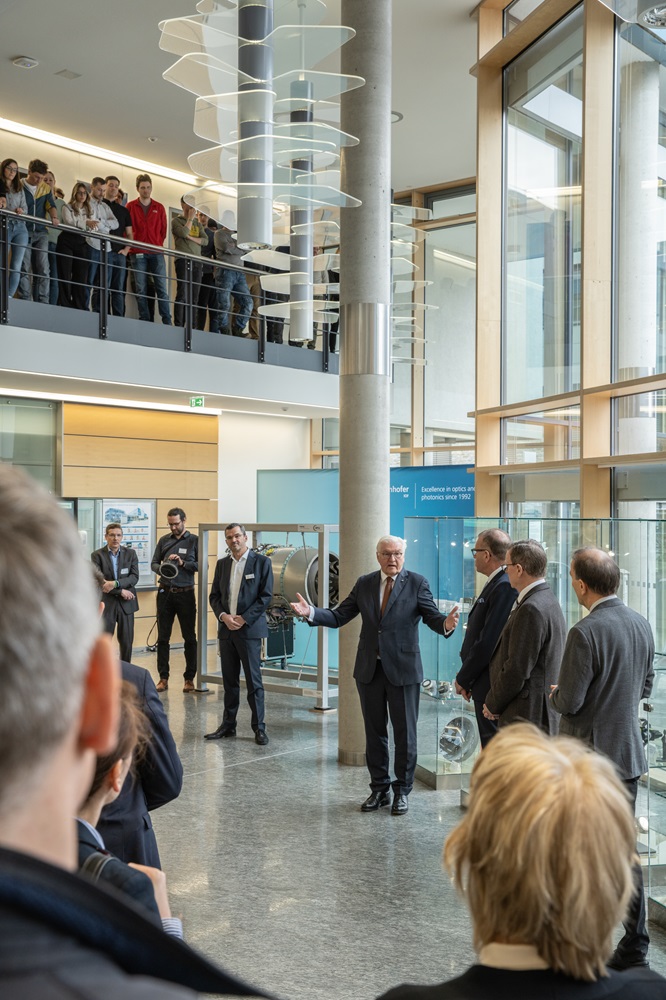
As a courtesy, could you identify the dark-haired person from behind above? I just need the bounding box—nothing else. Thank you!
[551,546,655,971]
[377,724,666,1000]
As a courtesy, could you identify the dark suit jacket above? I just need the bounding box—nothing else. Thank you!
[486,582,566,733]
[456,570,516,704]
[97,661,183,868]
[312,569,449,686]
[551,598,655,780]
[209,549,273,640]
[76,820,160,920]
[377,963,666,999]
[91,545,139,615]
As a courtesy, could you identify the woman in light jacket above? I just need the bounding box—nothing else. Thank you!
[1,158,29,297]
[58,182,97,309]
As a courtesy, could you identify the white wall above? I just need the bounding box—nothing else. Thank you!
[217,412,310,523]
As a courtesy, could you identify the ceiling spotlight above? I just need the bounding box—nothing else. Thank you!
[641,3,666,24]
[147,136,159,143]
[12,56,38,70]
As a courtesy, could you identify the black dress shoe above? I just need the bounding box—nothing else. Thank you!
[607,953,650,971]
[361,790,391,812]
[255,729,269,746]
[204,725,236,741]
[391,793,409,815]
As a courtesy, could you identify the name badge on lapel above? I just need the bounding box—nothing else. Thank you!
[120,568,129,576]
[245,573,255,580]
[178,548,187,555]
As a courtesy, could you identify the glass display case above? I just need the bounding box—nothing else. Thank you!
[405,516,666,903]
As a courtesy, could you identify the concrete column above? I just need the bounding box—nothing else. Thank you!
[237,0,273,249]
[337,0,392,767]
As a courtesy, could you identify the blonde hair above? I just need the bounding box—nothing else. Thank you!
[444,724,636,981]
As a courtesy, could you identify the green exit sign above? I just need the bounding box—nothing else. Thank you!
[190,396,205,408]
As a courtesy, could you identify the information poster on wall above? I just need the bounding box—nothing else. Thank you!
[100,500,156,589]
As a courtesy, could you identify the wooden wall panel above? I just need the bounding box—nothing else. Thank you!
[64,405,217,443]
[63,402,220,653]
[66,436,217,473]
[63,468,217,500]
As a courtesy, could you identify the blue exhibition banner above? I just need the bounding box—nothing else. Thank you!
[388,466,474,535]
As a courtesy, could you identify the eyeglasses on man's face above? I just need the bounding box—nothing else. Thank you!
[470,548,489,556]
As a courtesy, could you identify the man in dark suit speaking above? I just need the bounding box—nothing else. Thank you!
[291,535,459,816]
[551,547,655,971]
[91,522,139,662]
[455,529,516,748]
[205,523,273,746]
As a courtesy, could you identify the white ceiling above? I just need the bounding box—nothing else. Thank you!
[0,0,478,193]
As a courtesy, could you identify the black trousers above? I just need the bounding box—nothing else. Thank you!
[101,603,135,663]
[156,588,197,680]
[614,777,649,963]
[356,660,420,796]
[219,633,266,731]
[473,698,498,749]
[57,231,89,310]
[174,257,203,328]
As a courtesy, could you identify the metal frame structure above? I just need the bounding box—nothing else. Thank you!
[197,522,339,710]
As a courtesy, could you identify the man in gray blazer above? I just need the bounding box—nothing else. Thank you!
[91,522,139,662]
[291,535,459,816]
[484,539,566,733]
[551,546,654,971]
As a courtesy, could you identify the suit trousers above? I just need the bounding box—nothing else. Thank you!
[473,699,498,749]
[356,660,420,796]
[219,633,265,731]
[156,588,197,680]
[102,602,135,663]
[615,777,649,963]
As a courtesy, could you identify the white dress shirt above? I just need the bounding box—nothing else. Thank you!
[229,549,249,617]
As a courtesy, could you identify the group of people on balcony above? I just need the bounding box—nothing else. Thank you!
[0,156,338,348]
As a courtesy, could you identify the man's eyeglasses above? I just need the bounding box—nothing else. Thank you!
[470,548,489,556]
[379,551,403,559]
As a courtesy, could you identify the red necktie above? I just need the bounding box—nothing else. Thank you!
[380,576,394,618]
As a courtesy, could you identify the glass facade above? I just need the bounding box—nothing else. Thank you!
[503,7,583,404]
[615,390,666,455]
[0,397,59,492]
[504,0,546,36]
[503,404,580,463]
[424,223,476,465]
[616,25,666,381]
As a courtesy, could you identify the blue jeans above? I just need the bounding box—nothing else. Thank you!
[86,246,100,310]
[215,267,252,334]
[18,229,50,303]
[90,249,127,316]
[130,253,172,324]
[6,218,29,298]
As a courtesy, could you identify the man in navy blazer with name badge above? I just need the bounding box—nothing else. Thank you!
[455,529,516,748]
[291,535,459,816]
[205,523,273,745]
[91,522,139,663]
[551,546,655,971]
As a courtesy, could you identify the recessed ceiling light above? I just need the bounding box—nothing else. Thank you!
[12,56,38,70]
[641,3,666,25]
[148,136,159,143]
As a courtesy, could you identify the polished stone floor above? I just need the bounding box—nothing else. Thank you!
[135,649,666,1000]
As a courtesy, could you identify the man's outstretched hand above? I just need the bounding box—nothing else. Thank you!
[290,592,310,617]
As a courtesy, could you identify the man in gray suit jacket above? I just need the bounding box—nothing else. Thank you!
[291,535,459,816]
[484,539,566,733]
[91,522,139,662]
[551,546,655,971]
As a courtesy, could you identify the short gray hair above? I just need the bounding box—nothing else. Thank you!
[0,467,100,814]
[376,535,407,554]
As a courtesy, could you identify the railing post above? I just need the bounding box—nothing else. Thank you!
[258,275,266,363]
[0,212,8,324]
[185,257,193,352]
[99,240,109,339]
